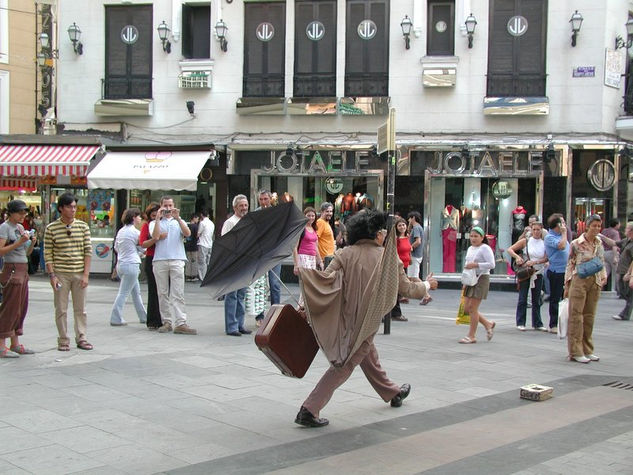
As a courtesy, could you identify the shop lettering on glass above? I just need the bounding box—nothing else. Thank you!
[427,151,545,176]
[263,150,371,174]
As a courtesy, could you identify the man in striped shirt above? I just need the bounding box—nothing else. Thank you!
[44,192,93,351]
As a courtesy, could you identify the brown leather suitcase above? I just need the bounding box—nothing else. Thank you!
[254,304,319,378]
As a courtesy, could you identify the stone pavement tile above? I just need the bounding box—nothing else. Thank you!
[86,444,185,475]
[68,466,127,475]
[0,427,51,456]
[59,381,132,403]
[40,425,127,453]
[161,442,235,465]
[136,408,224,433]
[0,408,82,433]
[2,444,103,475]
[0,458,30,475]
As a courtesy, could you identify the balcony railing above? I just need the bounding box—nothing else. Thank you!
[102,76,152,100]
[486,74,546,97]
[344,73,388,97]
[293,73,336,97]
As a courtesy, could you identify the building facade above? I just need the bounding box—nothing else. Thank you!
[4,0,631,279]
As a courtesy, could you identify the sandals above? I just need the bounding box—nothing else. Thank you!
[0,347,20,358]
[10,344,34,355]
[419,297,433,306]
[58,343,70,352]
[76,340,94,351]
[487,321,496,341]
[459,336,477,344]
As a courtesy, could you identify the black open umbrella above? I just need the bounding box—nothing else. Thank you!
[200,202,307,299]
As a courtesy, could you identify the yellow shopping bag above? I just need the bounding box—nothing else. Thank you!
[456,290,470,325]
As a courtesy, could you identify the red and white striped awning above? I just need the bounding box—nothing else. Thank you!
[0,177,38,190]
[0,145,100,176]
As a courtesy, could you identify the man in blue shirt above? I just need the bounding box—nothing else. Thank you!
[544,213,570,333]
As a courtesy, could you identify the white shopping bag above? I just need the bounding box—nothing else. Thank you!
[558,299,569,339]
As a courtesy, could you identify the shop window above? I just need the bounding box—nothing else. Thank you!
[345,0,389,97]
[427,0,454,56]
[294,0,337,97]
[0,70,8,134]
[182,4,210,59]
[0,0,7,65]
[487,0,547,97]
[104,5,153,99]
[243,2,286,97]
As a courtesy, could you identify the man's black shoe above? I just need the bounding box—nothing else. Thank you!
[390,383,411,407]
[227,331,242,337]
[294,406,329,427]
[239,328,252,335]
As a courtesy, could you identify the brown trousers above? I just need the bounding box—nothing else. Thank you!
[567,274,600,357]
[303,336,400,417]
[0,263,29,338]
[54,272,88,345]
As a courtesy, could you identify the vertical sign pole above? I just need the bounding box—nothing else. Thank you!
[383,108,396,335]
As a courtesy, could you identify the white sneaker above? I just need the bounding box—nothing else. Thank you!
[536,326,548,332]
[585,354,600,361]
[517,325,526,331]
[612,315,623,320]
[549,327,558,333]
[571,355,591,364]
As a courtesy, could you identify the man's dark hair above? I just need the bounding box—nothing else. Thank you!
[407,211,422,224]
[200,209,209,218]
[57,192,77,210]
[160,195,174,205]
[547,213,564,230]
[122,208,141,225]
[609,218,620,228]
[320,202,333,212]
[346,210,387,245]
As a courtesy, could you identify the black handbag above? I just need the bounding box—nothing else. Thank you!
[514,243,535,283]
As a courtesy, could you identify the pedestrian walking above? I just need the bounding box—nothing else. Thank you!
[507,221,549,331]
[316,202,335,268]
[150,196,197,335]
[295,211,438,427]
[544,213,570,333]
[139,203,162,330]
[184,214,199,281]
[390,217,412,321]
[44,193,94,351]
[458,227,496,344]
[222,194,252,336]
[614,222,633,303]
[109,208,147,326]
[565,214,607,364]
[196,209,215,281]
[0,200,37,358]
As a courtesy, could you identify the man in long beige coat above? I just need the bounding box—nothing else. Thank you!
[296,211,438,427]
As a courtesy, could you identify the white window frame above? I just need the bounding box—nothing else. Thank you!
[0,0,8,64]
[0,70,9,133]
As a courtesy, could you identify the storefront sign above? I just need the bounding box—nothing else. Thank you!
[491,180,513,199]
[263,150,371,175]
[605,49,625,89]
[587,159,615,191]
[325,177,344,194]
[427,151,545,176]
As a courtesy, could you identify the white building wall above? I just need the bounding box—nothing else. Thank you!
[56,0,632,140]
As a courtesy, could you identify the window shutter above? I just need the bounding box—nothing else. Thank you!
[182,4,193,59]
[427,1,454,56]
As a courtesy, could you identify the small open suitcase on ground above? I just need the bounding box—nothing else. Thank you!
[254,304,319,378]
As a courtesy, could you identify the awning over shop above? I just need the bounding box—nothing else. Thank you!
[87,151,211,191]
[0,145,100,176]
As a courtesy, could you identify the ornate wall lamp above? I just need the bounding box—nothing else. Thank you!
[215,19,228,52]
[615,17,633,50]
[67,23,83,55]
[569,11,583,47]
[157,21,172,53]
[400,15,413,49]
[465,13,477,49]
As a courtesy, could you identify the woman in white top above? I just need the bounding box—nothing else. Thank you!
[110,208,147,326]
[507,221,549,331]
[459,226,496,344]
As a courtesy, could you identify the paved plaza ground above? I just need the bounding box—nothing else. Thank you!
[1,275,632,474]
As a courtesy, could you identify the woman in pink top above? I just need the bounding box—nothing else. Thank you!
[293,207,324,274]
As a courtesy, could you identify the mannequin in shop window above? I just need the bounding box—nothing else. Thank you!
[334,193,344,216]
[342,192,356,214]
[441,204,460,273]
[512,205,528,243]
[359,192,374,210]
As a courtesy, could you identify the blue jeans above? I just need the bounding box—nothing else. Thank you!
[224,287,246,333]
[547,270,566,329]
[268,264,282,305]
[516,274,544,327]
[110,263,147,324]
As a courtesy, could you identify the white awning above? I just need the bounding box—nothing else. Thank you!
[87,151,211,191]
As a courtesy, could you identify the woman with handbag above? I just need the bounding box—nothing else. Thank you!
[564,214,607,363]
[459,226,496,344]
[507,222,549,331]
